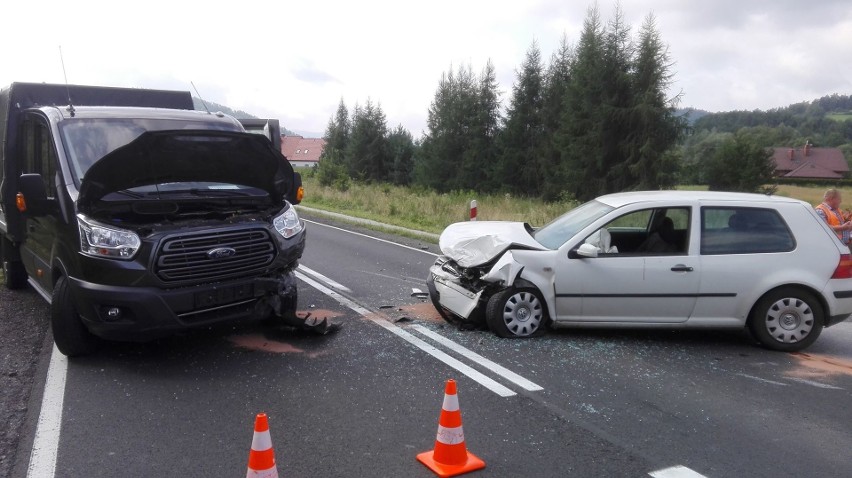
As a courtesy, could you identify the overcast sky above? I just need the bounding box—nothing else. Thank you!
[2,0,850,137]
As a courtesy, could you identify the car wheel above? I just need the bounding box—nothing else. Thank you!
[3,259,28,290]
[749,287,824,352]
[51,276,99,357]
[486,287,548,338]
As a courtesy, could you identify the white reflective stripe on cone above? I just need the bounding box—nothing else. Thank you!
[247,468,278,478]
[436,425,465,445]
[442,393,460,412]
[251,430,273,451]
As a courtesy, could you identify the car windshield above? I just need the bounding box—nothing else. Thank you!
[59,118,241,186]
[534,200,614,249]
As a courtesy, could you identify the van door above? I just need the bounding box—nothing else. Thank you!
[18,114,60,292]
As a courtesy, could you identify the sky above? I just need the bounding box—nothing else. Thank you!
[2,0,850,138]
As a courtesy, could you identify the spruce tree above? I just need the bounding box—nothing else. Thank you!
[539,34,574,200]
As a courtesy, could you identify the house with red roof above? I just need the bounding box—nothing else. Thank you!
[771,142,848,179]
[281,135,325,168]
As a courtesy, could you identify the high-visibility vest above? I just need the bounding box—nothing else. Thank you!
[816,203,843,240]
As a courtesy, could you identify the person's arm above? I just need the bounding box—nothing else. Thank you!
[817,208,852,231]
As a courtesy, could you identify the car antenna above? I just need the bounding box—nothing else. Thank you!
[191,81,211,114]
[59,45,75,117]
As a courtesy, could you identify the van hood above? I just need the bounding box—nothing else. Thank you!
[77,130,293,208]
[439,221,545,268]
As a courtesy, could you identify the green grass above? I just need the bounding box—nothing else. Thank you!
[299,176,578,234]
[826,113,852,122]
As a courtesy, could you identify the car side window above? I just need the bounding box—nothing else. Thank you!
[584,207,690,256]
[700,207,795,255]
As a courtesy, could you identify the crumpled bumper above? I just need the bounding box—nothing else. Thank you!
[428,262,483,319]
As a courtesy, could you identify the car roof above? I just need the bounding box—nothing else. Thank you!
[596,190,809,208]
[42,105,242,128]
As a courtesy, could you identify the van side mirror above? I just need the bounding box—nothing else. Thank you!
[17,173,54,216]
[569,243,599,259]
[290,172,303,205]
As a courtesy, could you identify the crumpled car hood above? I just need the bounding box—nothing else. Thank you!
[78,130,293,209]
[439,221,545,267]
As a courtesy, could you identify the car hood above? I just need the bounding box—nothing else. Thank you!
[439,221,545,267]
[78,130,293,208]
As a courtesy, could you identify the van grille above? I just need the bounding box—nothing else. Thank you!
[155,229,275,282]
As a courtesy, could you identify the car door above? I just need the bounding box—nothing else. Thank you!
[554,205,699,323]
[18,114,59,291]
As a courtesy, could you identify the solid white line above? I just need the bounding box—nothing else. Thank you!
[295,271,516,397]
[303,219,439,257]
[649,465,709,478]
[411,324,544,392]
[297,265,353,293]
[735,373,788,386]
[27,344,68,478]
[786,377,843,390]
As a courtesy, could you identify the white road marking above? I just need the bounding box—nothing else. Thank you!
[649,465,709,478]
[27,344,68,478]
[786,377,843,390]
[303,219,439,257]
[735,373,788,386]
[295,271,516,397]
[297,265,353,293]
[410,325,544,392]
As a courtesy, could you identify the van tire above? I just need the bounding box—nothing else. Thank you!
[51,276,99,357]
[3,260,28,290]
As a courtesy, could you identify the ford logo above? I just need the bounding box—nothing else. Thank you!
[207,247,237,260]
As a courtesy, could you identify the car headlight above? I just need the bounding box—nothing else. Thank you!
[77,214,141,260]
[273,204,303,238]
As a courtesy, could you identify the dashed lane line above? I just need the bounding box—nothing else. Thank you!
[786,377,844,390]
[735,373,788,386]
[649,465,709,478]
[297,265,353,293]
[410,324,544,392]
[295,271,516,397]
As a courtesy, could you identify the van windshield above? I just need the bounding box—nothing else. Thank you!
[59,118,241,185]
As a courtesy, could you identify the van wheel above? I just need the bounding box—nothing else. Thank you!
[3,259,28,290]
[749,287,824,352]
[486,287,548,338]
[51,276,99,357]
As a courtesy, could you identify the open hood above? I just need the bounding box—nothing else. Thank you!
[78,130,293,208]
[439,221,545,268]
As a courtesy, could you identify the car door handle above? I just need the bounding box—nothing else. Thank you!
[670,265,693,272]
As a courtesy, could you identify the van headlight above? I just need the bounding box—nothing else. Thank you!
[273,204,303,239]
[77,214,141,260]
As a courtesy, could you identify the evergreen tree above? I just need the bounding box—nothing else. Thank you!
[316,98,350,187]
[387,124,415,185]
[539,34,574,200]
[557,5,607,201]
[461,60,501,191]
[346,99,390,181]
[495,42,545,195]
[625,13,685,190]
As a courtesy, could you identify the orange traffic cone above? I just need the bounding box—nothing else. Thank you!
[417,379,486,477]
[246,413,279,478]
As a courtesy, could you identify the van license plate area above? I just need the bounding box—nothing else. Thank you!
[195,284,254,308]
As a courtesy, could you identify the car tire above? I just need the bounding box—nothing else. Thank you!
[51,276,99,357]
[486,287,548,338]
[3,259,28,290]
[748,287,824,352]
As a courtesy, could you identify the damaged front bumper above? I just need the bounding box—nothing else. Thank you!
[428,257,485,320]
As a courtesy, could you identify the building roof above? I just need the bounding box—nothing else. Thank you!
[280,135,325,164]
[772,146,848,178]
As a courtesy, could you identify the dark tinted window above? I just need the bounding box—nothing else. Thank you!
[701,207,795,255]
[20,118,57,198]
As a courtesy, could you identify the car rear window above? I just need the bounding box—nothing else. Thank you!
[700,207,796,255]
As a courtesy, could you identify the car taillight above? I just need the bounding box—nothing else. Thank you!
[831,254,852,279]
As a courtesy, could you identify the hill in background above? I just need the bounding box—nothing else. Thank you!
[191,97,295,135]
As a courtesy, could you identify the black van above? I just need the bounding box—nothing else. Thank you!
[0,82,317,356]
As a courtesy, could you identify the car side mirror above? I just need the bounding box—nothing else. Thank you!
[570,243,599,259]
[17,173,54,216]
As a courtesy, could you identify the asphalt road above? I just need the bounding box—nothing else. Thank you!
[7,215,852,478]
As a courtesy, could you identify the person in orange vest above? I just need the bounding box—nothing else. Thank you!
[815,189,852,245]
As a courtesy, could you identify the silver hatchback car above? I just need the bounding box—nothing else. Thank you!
[427,191,852,351]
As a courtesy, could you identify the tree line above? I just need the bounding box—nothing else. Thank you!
[315,5,685,201]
